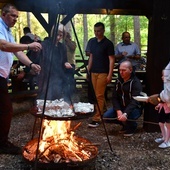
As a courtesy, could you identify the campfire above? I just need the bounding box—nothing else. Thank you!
[23,119,98,166]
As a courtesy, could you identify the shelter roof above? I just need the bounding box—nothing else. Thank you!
[1,0,153,16]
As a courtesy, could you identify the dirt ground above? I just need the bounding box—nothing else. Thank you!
[0,88,170,170]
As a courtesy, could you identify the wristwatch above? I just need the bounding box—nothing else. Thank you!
[124,113,127,117]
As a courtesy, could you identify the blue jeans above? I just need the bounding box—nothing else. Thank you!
[103,107,142,130]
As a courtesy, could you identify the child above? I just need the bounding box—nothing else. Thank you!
[153,63,170,148]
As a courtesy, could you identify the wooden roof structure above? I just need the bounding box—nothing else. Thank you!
[1,0,170,132]
[1,0,153,15]
[1,0,153,33]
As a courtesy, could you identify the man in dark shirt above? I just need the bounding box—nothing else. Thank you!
[87,22,115,127]
[103,61,143,136]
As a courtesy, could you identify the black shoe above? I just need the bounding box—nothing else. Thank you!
[119,126,127,134]
[0,141,21,155]
[123,129,135,137]
[88,121,100,128]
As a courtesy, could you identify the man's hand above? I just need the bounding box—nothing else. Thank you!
[30,64,41,74]
[17,71,25,80]
[65,62,72,69]
[106,75,112,84]
[28,42,42,52]
[122,51,128,56]
[117,110,127,121]
[118,113,127,121]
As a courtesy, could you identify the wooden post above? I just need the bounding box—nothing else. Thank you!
[144,0,170,132]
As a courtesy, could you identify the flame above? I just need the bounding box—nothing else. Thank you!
[38,120,91,162]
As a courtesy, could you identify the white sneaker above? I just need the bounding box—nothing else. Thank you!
[155,138,164,143]
[158,141,170,149]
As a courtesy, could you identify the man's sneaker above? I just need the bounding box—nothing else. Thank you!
[0,141,21,155]
[119,126,127,134]
[123,129,135,137]
[88,121,100,128]
[158,141,170,149]
[155,138,164,143]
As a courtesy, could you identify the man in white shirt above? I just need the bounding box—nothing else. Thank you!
[0,3,42,154]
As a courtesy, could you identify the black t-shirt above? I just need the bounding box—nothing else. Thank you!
[90,37,114,73]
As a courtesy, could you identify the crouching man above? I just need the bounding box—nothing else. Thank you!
[103,61,143,136]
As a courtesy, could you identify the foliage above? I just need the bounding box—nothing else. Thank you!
[72,14,148,55]
[11,12,148,56]
[12,12,48,42]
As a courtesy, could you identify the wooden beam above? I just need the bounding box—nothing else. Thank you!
[0,0,14,9]
[13,0,152,16]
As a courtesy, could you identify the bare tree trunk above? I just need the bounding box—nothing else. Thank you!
[27,12,31,28]
[109,15,116,44]
[83,14,88,52]
[133,16,141,50]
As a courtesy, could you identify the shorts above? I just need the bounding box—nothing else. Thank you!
[158,108,170,123]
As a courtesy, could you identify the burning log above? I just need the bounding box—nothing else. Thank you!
[23,120,98,165]
[23,137,98,163]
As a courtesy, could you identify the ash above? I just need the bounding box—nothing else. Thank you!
[1,88,170,170]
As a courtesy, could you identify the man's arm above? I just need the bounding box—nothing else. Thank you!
[87,53,93,73]
[14,51,41,74]
[0,39,42,72]
[0,39,41,52]
[107,55,115,83]
[65,39,76,51]
[0,39,27,52]
[114,45,126,62]
[129,43,141,60]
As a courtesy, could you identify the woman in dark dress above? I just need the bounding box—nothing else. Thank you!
[37,24,72,100]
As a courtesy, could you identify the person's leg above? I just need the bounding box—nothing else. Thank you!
[103,107,115,118]
[158,110,166,139]
[155,109,166,143]
[103,107,122,125]
[123,108,142,136]
[126,108,142,130]
[87,72,95,104]
[92,73,107,122]
[158,121,170,148]
[164,122,170,143]
[0,77,13,144]
[159,122,166,140]
[164,113,170,143]
[158,113,170,148]
[0,77,21,154]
